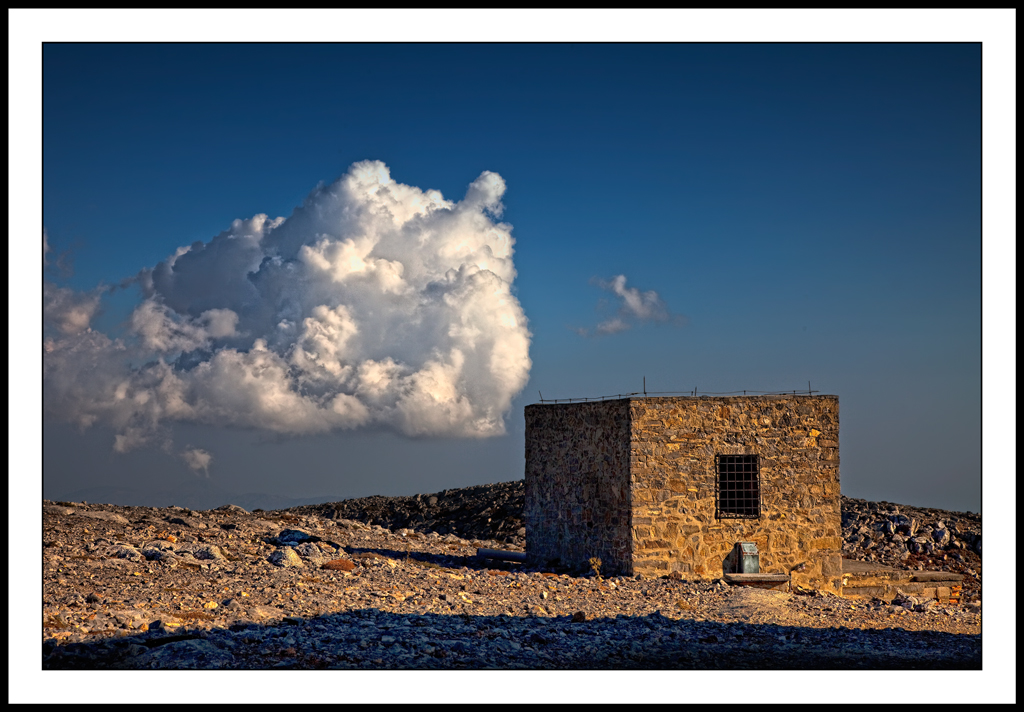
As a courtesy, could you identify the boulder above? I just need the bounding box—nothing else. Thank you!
[268,548,303,568]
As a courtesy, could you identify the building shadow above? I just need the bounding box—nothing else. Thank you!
[43,606,981,670]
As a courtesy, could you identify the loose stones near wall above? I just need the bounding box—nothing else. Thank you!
[525,395,843,593]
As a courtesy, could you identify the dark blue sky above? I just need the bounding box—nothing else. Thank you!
[39,42,983,511]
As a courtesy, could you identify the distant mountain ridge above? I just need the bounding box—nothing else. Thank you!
[50,480,351,514]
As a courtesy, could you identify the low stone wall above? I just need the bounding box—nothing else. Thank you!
[841,563,964,603]
[629,396,842,592]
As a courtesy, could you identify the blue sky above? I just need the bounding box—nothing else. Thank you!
[37,41,987,512]
[13,10,1016,706]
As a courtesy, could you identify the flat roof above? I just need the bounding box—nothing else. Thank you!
[529,393,838,406]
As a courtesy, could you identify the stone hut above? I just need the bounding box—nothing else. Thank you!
[524,395,843,593]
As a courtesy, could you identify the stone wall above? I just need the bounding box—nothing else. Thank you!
[524,395,842,592]
[524,400,633,575]
[629,395,842,593]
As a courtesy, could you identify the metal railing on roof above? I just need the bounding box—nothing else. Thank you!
[536,388,820,404]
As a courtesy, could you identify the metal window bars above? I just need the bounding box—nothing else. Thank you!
[715,454,761,519]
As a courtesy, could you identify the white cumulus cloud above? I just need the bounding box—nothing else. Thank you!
[43,161,532,454]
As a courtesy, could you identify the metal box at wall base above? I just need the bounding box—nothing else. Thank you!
[732,542,759,574]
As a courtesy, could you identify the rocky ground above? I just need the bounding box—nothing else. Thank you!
[839,496,982,601]
[292,479,528,547]
[42,481,981,670]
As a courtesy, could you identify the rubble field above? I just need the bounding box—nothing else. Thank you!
[42,482,981,669]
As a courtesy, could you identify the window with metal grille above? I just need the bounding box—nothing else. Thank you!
[716,454,760,518]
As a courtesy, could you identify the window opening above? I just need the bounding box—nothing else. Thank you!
[716,454,760,518]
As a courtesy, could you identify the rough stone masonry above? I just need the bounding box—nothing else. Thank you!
[525,395,843,592]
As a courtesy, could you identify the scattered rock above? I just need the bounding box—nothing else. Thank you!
[110,545,144,562]
[193,545,227,561]
[166,515,204,529]
[322,559,355,572]
[268,548,303,568]
[291,542,325,564]
[76,510,130,525]
[277,529,314,545]
[145,550,181,567]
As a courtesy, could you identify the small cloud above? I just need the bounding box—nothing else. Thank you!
[595,317,631,335]
[181,448,212,477]
[575,274,686,337]
[597,274,670,322]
